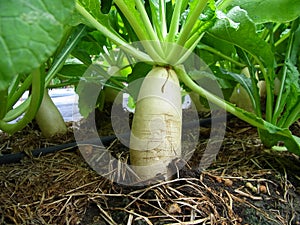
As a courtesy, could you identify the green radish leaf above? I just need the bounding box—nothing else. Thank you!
[78,0,110,26]
[101,0,113,14]
[71,50,92,66]
[258,129,300,156]
[228,0,300,24]
[200,35,236,60]
[74,30,108,57]
[189,68,235,101]
[291,25,300,65]
[71,29,109,65]
[58,64,88,78]
[227,100,300,155]
[115,7,139,42]
[217,69,255,104]
[75,64,107,118]
[0,89,8,120]
[115,0,149,40]
[209,7,275,67]
[147,0,164,40]
[0,0,74,91]
[77,81,102,118]
[277,60,300,127]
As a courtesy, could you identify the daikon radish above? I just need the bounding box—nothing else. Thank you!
[130,66,182,180]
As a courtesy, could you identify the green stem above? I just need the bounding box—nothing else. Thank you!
[135,0,158,41]
[178,65,297,141]
[8,74,22,102]
[134,0,165,58]
[53,26,74,60]
[264,23,281,43]
[274,30,290,47]
[273,23,295,124]
[197,43,246,67]
[112,0,163,62]
[8,74,32,110]
[251,55,273,122]
[48,82,78,89]
[159,0,167,38]
[0,89,8,120]
[177,33,205,65]
[0,68,44,134]
[167,0,208,63]
[282,103,300,128]
[3,99,30,122]
[260,27,270,42]
[240,50,262,117]
[4,75,33,122]
[176,0,208,47]
[175,65,266,130]
[166,0,183,43]
[76,2,152,62]
[113,0,150,41]
[45,25,87,86]
[265,69,274,122]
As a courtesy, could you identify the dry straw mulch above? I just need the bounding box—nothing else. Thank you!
[0,119,300,224]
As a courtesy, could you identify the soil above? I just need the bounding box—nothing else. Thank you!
[0,106,300,225]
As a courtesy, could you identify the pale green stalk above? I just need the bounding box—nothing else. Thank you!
[113,0,150,41]
[176,65,258,128]
[250,54,273,122]
[167,0,208,63]
[0,89,8,119]
[176,0,208,47]
[177,33,205,65]
[135,0,158,41]
[273,26,295,124]
[134,0,165,58]
[4,99,30,122]
[113,0,164,62]
[7,74,22,103]
[282,104,300,128]
[274,31,290,47]
[5,71,39,122]
[197,44,246,67]
[8,75,32,109]
[0,68,44,134]
[175,65,291,138]
[76,2,152,62]
[166,0,183,43]
[46,25,86,86]
[159,0,167,38]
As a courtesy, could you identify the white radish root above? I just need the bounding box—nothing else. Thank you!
[130,66,182,180]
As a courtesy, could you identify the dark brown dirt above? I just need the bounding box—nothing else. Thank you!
[0,108,299,225]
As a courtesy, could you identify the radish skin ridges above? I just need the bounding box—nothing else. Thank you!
[130,66,182,180]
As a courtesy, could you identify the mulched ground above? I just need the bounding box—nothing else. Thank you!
[0,108,300,225]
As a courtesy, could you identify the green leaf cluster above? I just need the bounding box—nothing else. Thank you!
[0,0,74,91]
[192,0,300,154]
